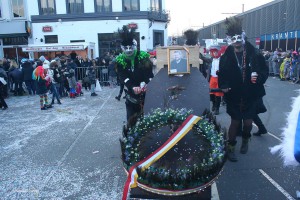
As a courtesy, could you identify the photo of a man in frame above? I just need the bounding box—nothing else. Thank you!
[170,50,188,73]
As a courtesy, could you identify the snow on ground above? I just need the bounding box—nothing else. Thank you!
[0,87,126,199]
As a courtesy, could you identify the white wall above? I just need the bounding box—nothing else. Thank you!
[26,0,168,57]
[30,18,166,57]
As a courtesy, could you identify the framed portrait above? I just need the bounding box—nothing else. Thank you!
[168,47,190,75]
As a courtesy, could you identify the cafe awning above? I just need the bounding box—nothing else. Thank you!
[22,43,91,52]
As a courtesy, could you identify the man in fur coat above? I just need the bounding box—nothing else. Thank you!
[218,17,269,162]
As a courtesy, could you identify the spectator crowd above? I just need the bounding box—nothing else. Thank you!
[0,51,121,110]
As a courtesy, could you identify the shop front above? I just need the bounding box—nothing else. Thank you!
[0,20,30,60]
[22,42,95,60]
[260,30,300,51]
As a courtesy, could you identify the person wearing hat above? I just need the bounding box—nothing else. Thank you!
[218,17,269,162]
[115,26,153,126]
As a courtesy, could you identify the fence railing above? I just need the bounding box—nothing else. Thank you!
[76,66,110,86]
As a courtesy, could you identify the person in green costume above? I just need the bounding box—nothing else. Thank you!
[115,26,154,126]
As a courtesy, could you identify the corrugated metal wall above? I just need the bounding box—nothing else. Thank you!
[198,0,300,49]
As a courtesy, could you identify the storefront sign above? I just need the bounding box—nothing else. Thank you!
[22,45,85,52]
[42,26,53,32]
[128,23,138,29]
[262,30,300,41]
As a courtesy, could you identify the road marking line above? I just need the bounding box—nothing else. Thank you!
[252,123,282,141]
[211,182,220,200]
[267,132,282,141]
[259,169,295,200]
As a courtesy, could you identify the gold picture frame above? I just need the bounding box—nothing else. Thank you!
[168,47,190,75]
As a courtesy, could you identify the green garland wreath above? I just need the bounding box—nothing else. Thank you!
[120,108,226,191]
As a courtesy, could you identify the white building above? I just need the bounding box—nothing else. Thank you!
[0,0,169,60]
[0,0,31,60]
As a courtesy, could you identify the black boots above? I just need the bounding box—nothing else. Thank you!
[253,129,268,136]
[115,95,121,101]
[240,137,249,154]
[51,99,62,105]
[240,132,251,154]
[227,140,238,162]
[252,114,267,136]
[91,93,98,96]
[227,136,250,162]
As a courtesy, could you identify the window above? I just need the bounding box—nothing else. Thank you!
[39,0,56,15]
[11,0,24,18]
[123,0,139,11]
[95,0,111,12]
[66,0,84,14]
[70,40,85,43]
[45,35,58,44]
[3,37,27,45]
[0,0,2,18]
[153,30,164,47]
[150,0,161,11]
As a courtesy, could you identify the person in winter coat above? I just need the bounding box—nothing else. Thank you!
[108,59,117,87]
[32,65,52,110]
[49,60,61,104]
[0,60,8,110]
[8,60,23,96]
[59,57,69,97]
[86,64,97,96]
[0,59,8,98]
[218,36,268,162]
[81,57,91,90]
[21,58,36,95]
[64,59,77,98]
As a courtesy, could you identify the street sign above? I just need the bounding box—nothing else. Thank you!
[256,37,260,45]
[42,26,53,32]
[128,23,138,29]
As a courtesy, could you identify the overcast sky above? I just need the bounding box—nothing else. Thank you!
[165,0,274,36]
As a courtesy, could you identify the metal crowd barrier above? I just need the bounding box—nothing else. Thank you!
[76,66,109,86]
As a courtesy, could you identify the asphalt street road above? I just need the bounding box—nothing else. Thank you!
[0,76,299,200]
